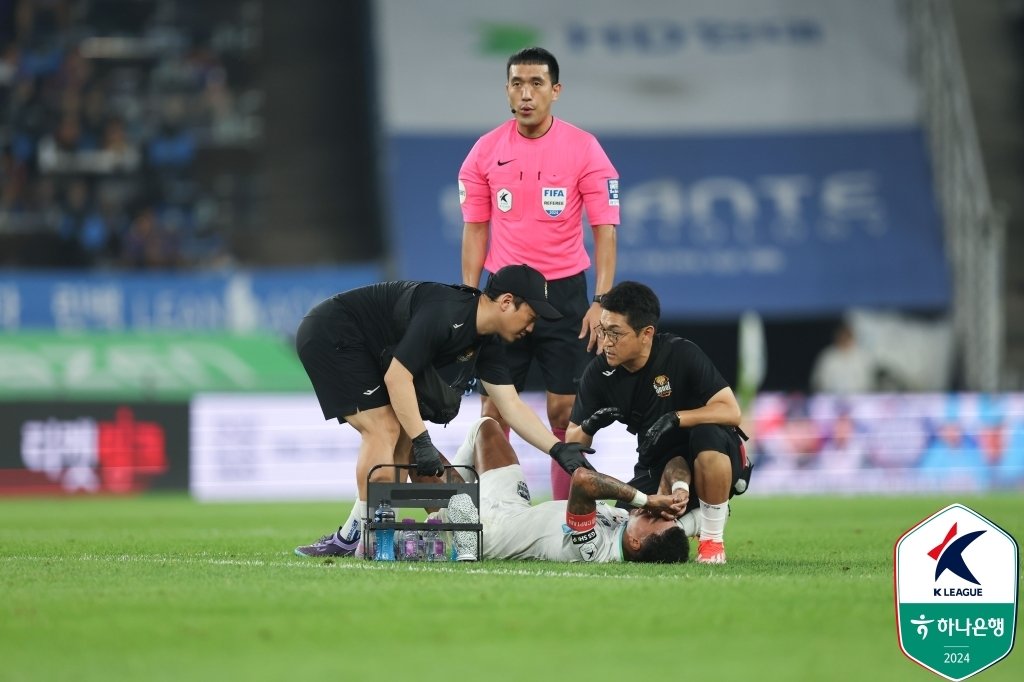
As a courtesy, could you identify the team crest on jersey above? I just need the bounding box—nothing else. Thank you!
[517,480,530,502]
[653,375,672,398]
[570,529,599,561]
[542,187,566,217]
[496,188,512,213]
[457,348,476,363]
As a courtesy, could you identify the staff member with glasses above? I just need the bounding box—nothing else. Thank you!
[564,281,752,564]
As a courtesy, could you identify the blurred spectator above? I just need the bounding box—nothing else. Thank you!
[94,116,141,172]
[30,174,62,230]
[0,43,18,86]
[58,177,110,265]
[36,110,83,171]
[51,45,93,96]
[818,403,870,473]
[917,418,990,490]
[15,0,72,45]
[147,96,196,169]
[778,396,824,469]
[120,205,180,269]
[0,144,31,228]
[810,321,877,394]
[8,78,48,156]
[755,394,825,472]
[79,85,107,147]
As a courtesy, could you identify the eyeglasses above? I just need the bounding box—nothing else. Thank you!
[595,325,637,346]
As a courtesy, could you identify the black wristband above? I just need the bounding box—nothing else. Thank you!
[592,294,605,304]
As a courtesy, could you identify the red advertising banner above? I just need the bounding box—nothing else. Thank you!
[0,402,189,495]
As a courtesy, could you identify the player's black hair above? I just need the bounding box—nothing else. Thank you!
[601,281,660,331]
[507,46,560,84]
[634,525,688,564]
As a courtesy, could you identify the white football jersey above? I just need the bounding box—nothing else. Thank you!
[476,464,630,562]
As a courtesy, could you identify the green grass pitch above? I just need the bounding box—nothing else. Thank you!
[1,494,1020,681]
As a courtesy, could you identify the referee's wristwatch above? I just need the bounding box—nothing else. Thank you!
[592,294,606,304]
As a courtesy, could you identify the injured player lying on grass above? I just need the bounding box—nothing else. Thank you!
[438,417,702,563]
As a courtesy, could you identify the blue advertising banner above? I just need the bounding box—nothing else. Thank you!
[0,264,384,333]
[386,128,949,318]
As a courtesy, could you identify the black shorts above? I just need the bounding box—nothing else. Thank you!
[295,313,390,422]
[481,271,591,395]
[621,424,748,509]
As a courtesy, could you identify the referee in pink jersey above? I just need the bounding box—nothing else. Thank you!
[459,47,619,500]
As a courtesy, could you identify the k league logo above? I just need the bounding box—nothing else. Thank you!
[895,504,1018,681]
[929,523,984,591]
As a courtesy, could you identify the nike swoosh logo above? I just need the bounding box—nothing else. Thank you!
[362,386,381,395]
[497,159,515,166]
[452,323,464,329]
[602,369,616,376]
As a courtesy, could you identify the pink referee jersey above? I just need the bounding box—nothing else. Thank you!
[459,118,619,281]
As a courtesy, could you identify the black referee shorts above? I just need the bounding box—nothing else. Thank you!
[482,270,591,395]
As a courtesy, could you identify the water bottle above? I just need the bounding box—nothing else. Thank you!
[373,500,396,561]
[366,526,377,559]
[423,517,446,562]
[399,518,421,561]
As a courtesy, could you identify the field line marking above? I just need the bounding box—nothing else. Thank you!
[0,553,706,580]
[0,554,879,580]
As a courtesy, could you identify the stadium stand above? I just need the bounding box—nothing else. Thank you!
[0,0,263,269]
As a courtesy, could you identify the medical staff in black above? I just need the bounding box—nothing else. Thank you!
[566,281,750,565]
[294,264,594,558]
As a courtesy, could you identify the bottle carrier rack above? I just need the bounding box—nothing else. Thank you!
[364,464,482,560]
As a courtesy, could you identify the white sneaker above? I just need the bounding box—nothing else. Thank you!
[447,493,479,561]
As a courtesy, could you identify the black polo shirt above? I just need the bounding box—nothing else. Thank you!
[309,281,513,389]
[571,333,728,466]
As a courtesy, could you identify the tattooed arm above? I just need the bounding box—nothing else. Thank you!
[658,456,692,511]
[566,468,683,518]
[659,456,691,493]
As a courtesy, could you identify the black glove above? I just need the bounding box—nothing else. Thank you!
[411,431,445,477]
[638,412,680,459]
[549,442,596,475]
[580,407,623,437]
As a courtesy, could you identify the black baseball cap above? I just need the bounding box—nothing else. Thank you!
[485,264,563,321]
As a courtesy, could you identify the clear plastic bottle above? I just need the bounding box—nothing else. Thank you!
[423,517,446,562]
[373,500,396,561]
[399,518,421,561]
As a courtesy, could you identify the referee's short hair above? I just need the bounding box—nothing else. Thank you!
[507,46,560,84]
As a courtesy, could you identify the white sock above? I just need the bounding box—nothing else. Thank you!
[339,500,366,541]
[676,510,701,537]
[698,499,728,543]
